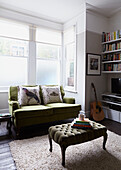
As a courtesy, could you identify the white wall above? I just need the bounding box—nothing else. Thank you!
[86,10,109,34]
[108,10,121,32]
[0,7,62,30]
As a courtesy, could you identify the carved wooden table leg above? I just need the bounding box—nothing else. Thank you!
[61,146,66,166]
[103,132,108,150]
[48,134,52,152]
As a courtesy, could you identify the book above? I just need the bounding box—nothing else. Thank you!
[71,118,92,130]
[73,123,92,128]
[71,126,92,130]
[114,31,116,40]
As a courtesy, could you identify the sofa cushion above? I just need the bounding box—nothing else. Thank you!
[46,103,81,114]
[18,86,41,106]
[13,105,53,119]
[41,86,62,105]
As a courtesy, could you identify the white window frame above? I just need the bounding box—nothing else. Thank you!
[64,25,77,92]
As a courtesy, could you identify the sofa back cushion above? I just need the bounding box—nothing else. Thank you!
[18,86,41,106]
[9,85,65,104]
[41,85,62,105]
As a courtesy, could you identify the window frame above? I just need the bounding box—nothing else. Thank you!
[64,25,77,92]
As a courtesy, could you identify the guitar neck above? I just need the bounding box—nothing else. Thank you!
[91,83,98,104]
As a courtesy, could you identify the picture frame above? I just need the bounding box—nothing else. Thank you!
[86,53,101,76]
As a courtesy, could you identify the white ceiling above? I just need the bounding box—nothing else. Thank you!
[0,0,121,23]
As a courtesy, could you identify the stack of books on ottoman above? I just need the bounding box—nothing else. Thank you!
[71,118,92,130]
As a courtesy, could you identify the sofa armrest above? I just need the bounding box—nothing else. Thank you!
[63,97,75,104]
[8,100,20,116]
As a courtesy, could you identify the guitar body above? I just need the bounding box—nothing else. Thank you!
[90,101,104,121]
[90,83,104,121]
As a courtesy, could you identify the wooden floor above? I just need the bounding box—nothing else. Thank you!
[0,118,121,170]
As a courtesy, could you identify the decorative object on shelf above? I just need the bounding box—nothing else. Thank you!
[86,53,101,76]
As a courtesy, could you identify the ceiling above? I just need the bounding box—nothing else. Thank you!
[0,0,121,23]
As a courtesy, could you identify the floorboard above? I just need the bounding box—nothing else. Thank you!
[0,118,121,169]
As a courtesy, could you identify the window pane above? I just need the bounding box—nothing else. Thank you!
[37,43,60,59]
[0,37,28,57]
[0,56,27,86]
[66,43,74,87]
[0,19,29,40]
[36,60,60,85]
[36,28,61,45]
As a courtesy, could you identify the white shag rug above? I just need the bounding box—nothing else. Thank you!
[9,130,121,170]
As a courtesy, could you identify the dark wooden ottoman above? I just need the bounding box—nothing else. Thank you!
[48,121,107,166]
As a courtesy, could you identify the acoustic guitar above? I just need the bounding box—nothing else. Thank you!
[90,83,104,121]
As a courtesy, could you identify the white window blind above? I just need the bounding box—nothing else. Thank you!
[36,27,61,85]
[36,28,61,45]
[0,19,29,89]
[0,19,29,40]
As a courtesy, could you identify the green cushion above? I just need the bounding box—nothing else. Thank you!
[13,105,53,119]
[46,103,81,114]
[49,122,107,147]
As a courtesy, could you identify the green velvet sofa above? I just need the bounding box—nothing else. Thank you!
[8,85,81,135]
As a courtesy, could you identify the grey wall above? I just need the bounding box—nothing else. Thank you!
[85,30,108,115]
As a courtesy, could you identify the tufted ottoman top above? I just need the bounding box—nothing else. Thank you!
[48,121,107,147]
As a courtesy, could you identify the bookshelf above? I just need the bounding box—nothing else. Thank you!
[102,31,121,73]
[101,31,121,123]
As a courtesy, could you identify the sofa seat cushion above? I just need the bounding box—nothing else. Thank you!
[46,103,81,114]
[13,105,53,119]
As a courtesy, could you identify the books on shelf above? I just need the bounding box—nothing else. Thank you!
[71,118,92,130]
[103,42,121,52]
[102,53,121,62]
[104,63,121,71]
[102,30,121,42]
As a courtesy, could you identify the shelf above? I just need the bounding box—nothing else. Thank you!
[102,60,121,64]
[102,38,121,45]
[101,100,121,106]
[102,49,121,54]
[102,93,121,99]
[102,71,121,73]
